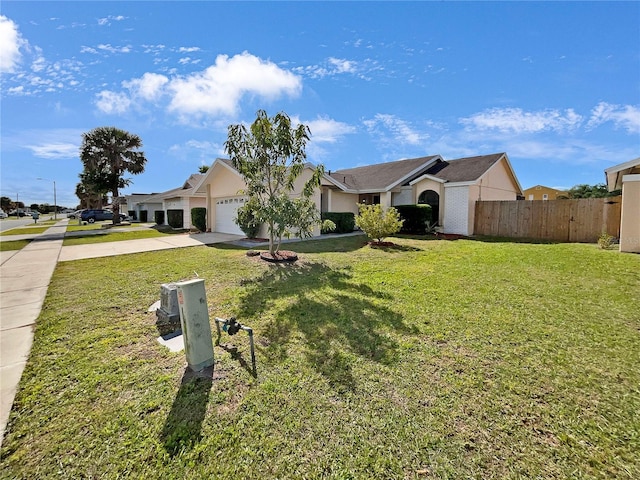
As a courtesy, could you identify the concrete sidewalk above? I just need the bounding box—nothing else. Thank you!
[0,220,66,448]
[58,231,242,261]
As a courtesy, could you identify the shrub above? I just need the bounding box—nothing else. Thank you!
[191,207,207,232]
[355,204,403,243]
[598,232,614,249]
[139,210,148,222]
[395,204,433,234]
[321,212,355,234]
[234,199,261,238]
[167,209,184,229]
[154,210,165,225]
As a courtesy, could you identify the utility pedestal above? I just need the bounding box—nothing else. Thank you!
[175,279,214,371]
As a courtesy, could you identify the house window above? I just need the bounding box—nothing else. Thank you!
[542,194,548,200]
[528,194,534,200]
[358,194,380,205]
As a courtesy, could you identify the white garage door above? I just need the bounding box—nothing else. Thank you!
[215,197,246,235]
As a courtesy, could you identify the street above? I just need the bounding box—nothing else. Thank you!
[0,216,54,233]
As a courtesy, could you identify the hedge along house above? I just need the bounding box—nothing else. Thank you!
[322,153,523,236]
[124,174,206,229]
[605,157,640,253]
[193,158,322,236]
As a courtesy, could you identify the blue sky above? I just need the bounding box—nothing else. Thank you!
[1,1,639,209]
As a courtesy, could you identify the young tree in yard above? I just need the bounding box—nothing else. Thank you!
[79,127,147,224]
[355,203,404,244]
[225,110,327,256]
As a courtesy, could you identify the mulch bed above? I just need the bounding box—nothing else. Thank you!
[259,250,299,263]
[368,241,396,247]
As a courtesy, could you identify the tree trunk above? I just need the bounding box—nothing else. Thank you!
[112,193,121,225]
[268,221,275,255]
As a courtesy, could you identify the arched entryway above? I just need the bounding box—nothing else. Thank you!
[418,189,439,224]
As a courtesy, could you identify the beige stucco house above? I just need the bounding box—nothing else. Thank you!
[193,159,321,236]
[322,152,522,236]
[193,152,522,237]
[605,157,640,253]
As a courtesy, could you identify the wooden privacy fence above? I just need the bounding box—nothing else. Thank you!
[474,197,621,243]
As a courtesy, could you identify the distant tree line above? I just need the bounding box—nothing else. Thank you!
[560,183,621,199]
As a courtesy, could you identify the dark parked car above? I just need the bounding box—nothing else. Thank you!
[80,209,127,223]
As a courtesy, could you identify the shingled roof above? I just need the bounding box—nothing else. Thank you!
[328,155,439,190]
[424,153,505,183]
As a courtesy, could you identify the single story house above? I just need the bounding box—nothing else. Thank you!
[605,157,640,253]
[193,152,522,237]
[124,174,206,229]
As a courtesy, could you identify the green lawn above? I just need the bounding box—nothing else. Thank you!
[1,236,638,478]
[0,239,31,251]
[62,229,169,245]
[0,226,50,235]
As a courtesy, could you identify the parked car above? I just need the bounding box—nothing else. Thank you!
[0,210,7,219]
[80,209,127,223]
[68,209,84,219]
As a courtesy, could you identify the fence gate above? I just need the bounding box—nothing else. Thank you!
[474,197,621,242]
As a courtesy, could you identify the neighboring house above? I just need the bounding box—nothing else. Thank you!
[523,185,568,200]
[124,193,163,222]
[124,174,206,228]
[194,152,522,237]
[605,157,640,253]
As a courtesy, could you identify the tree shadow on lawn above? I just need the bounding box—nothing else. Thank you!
[208,234,370,254]
[160,366,214,456]
[236,262,418,393]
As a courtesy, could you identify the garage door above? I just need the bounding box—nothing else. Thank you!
[215,197,246,235]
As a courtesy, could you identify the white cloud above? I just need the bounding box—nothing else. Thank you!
[297,116,357,143]
[0,15,25,73]
[122,72,168,101]
[167,51,301,117]
[293,57,365,79]
[363,113,427,145]
[587,102,640,134]
[96,44,132,54]
[95,90,131,114]
[8,129,84,159]
[168,139,224,161]
[178,47,200,53]
[98,15,126,26]
[27,142,78,159]
[460,107,583,134]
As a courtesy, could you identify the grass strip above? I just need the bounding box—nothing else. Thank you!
[0,239,31,251]
[62,229,170,246]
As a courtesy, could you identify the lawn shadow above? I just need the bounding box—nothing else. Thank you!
[236,262,417,393]
[160,366,213,456]
[209,233,369,254]
[216,340,257,378]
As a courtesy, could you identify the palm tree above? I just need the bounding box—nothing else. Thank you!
[80,127,147,224]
